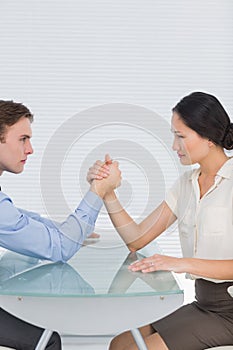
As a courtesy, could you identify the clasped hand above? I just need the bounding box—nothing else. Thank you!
[87,154,114,183]
[87,154,122,198]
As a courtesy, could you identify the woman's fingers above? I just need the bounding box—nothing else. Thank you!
[86,159,111,183]
[129,257,157,273]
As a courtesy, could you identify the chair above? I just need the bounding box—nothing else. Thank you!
[205,348,233,350]
[130,286,233,350]
[0,329,53,350]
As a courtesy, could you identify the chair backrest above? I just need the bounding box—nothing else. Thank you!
[206,347,233,350]
[227,286,233,298]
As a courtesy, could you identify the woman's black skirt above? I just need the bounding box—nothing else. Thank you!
[151,278,233,350]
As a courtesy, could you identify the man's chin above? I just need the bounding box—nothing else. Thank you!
[7,167,24,174]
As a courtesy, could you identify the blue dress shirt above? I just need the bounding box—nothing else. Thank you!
[0,190,103,262]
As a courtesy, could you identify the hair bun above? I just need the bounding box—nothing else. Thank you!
[222,122,233,150]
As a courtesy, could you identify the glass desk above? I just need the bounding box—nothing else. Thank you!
[0,234,183,340]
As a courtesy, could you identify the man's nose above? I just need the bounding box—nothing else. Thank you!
[25,140,34,154]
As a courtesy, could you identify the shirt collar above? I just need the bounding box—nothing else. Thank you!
[189,157,233,181]
[217,157,233,179]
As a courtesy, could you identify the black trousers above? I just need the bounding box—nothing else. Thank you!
[0,307,61,350]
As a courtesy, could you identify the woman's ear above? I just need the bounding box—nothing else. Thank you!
[208,139,215,147]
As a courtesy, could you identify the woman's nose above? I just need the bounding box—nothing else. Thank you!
[172,137,178,151]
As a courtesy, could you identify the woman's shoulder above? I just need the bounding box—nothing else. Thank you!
[168,168,197,194]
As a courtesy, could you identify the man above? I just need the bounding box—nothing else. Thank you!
[0,100,121,349]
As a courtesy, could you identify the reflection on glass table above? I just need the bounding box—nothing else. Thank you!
[0,235,183,336]
[0,253,94,296]
[108,251,179,295]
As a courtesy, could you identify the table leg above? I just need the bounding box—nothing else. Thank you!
[35,329,53,350]
[130,328,148,350]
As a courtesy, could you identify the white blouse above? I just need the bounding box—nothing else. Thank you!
[165,157,233,282]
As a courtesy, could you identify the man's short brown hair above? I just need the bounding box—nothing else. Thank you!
[0,100,33,142]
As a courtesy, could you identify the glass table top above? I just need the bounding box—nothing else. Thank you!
[0,234,183,298]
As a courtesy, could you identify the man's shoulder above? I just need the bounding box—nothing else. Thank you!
[0,190,12,202]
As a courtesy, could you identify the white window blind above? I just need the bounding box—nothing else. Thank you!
[0,0,232,256]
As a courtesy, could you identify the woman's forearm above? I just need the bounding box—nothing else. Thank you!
[129,253,233,281]
[103,191,142,250]
[104,191,176,251]
[184,258,233,280]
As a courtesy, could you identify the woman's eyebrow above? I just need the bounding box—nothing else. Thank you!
[170,128,182,134]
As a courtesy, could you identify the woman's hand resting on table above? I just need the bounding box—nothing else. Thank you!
[129,254,187,274]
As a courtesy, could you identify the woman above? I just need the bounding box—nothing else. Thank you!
[88,92,233,350]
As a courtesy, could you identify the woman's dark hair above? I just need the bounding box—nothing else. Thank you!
[0,100,33,142]
[172,92,233,150]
